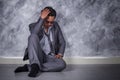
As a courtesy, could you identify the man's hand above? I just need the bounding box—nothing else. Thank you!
[40,8,50,19]
[55,54,63,59]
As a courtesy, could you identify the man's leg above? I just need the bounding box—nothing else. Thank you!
[41,55,66,72]
[28,34,44,67]
[27,33,46,77]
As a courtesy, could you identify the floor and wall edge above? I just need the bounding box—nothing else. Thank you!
[0,57,120,64]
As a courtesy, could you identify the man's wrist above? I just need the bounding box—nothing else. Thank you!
[40,16,45,19]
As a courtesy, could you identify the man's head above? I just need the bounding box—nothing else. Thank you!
[43,6,56,28]
[44,6,56,18]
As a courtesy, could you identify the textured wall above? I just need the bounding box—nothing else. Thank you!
[0,0,120,57]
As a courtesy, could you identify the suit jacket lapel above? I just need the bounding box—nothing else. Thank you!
[51,25,56,53]
[51,26,55,43]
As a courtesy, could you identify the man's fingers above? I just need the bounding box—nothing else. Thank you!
[40,8,50,19]
[55,55,62,59]
[42,9,50,13]
[44,8,49,11]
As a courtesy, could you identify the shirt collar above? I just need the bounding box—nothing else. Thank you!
[43,26,53,34]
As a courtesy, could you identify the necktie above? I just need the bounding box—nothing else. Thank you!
[44,31,54,54]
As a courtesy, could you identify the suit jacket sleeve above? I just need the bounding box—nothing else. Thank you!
[29,18,44,34]
[56,22,66,56]
[29,23,36,33]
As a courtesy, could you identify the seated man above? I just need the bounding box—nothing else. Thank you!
[14,6,66,77]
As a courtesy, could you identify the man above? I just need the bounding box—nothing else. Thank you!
[14,7,66,77]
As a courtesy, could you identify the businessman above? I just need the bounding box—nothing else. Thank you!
[14,7,66,77]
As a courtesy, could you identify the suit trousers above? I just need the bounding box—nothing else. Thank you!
[27,34,66,72]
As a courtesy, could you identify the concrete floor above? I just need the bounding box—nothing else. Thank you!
[0,64,120,80]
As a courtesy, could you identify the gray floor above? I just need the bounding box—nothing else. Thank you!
[0,64,120,80]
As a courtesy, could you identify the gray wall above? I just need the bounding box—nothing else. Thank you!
[0,0,120,57]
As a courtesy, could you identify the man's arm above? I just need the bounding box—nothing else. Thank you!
[55,22,66,58]
[31,8,50,34]
[29,23,36,33]
[31,18,44,34]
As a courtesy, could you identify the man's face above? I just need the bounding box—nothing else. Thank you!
[44,16,55,28]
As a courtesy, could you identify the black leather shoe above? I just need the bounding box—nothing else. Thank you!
[28,63,40,77]
[14,64,29,73]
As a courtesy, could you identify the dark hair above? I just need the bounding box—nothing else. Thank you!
[44,6,56,18]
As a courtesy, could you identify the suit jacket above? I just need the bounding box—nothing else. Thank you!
[23,18,66,60]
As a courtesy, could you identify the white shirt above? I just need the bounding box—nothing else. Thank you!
[40,26,53,55]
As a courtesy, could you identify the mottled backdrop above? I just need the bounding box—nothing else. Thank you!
[0,0,120,57]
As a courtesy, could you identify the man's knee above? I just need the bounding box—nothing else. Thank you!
[58,60,66,71]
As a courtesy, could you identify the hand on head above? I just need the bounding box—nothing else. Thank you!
[40,8,50,19]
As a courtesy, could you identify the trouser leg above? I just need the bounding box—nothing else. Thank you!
[41,55,66,72]
[28,34,46,70]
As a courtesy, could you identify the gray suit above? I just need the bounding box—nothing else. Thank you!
[23,18,66,72]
